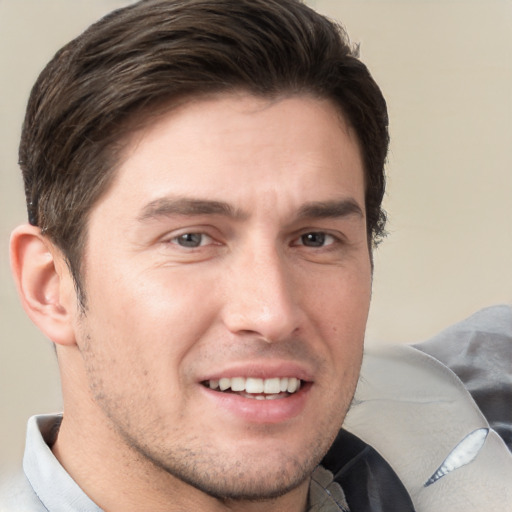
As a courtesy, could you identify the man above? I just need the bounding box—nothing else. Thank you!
[3,1,394,509]
[2,1,511,511]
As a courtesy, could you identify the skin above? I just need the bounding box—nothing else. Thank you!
[12,94,372,512]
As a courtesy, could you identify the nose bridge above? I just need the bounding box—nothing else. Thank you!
[222,239,300,341]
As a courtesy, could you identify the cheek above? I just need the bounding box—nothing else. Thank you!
[308,263,372,325]
[307,266,371,366]
[87,258,218,327]
[79,264,223,384]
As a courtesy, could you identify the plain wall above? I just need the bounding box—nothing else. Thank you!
[1,0,511,475]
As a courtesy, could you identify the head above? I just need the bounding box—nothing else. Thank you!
[12,0,389,509]
[19,0,388,307]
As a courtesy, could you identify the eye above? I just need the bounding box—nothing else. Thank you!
[171,232,213,248]
[297,232,336,248]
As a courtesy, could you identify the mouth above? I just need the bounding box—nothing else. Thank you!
[201,377,304,400]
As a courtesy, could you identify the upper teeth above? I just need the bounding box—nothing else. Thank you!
[208,377,301,394]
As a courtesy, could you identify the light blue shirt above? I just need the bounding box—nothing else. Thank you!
[0,415,102,512]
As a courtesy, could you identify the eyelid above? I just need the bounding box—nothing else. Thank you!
[291,229,345,247]
[171,232,213,247]
[159,226,222,247]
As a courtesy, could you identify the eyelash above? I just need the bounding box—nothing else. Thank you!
[295,232,338,248]
[169,232,215,248]
[166,230,341,250]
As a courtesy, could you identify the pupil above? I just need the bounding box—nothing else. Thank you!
[178,233,202,247]
[302,232,325,247]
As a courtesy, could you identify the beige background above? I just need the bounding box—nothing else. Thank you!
[1,0,511,475]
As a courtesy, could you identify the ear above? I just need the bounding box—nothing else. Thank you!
[10,224,77,346]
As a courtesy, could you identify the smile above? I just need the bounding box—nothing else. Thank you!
[203,377,302,400]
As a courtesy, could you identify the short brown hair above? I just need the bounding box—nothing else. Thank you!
[19,0,389,305]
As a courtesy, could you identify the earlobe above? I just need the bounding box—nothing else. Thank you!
[10,224,77,347]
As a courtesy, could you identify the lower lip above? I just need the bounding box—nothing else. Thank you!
[199,383,312,424]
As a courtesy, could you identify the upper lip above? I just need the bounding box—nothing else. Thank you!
[199,360,315,383]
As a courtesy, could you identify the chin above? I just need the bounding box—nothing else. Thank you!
[143,433,328,502]
[169,454,315,502]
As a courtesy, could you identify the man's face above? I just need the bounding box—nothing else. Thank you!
[72,94,372,501]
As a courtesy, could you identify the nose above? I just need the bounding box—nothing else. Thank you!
[221,244,303,343]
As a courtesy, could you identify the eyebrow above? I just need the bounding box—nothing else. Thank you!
[137,196,364,223]
[137,197,247,222]
[297,199,364,220]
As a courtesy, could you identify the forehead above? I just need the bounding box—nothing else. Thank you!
[93,93,365,220]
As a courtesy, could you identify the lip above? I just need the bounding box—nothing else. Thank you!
[197,360,314,424]
[199,380,312,424]
[200,360,315,382]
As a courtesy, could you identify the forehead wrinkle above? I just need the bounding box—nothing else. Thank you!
[297,199,364,221]
[137,196,248,222]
